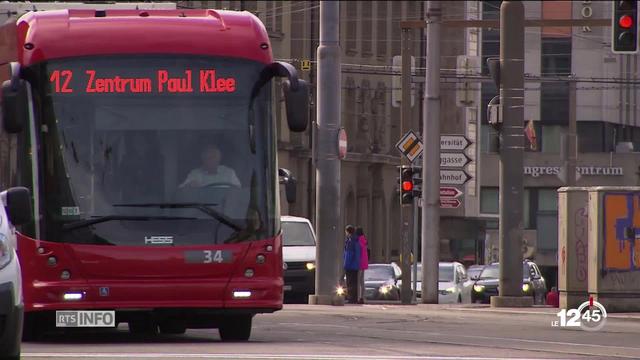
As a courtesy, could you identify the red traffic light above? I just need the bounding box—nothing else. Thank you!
[401,181,413,191]
[619,14,634,29]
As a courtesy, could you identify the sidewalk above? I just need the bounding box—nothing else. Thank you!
[287,302,640,322]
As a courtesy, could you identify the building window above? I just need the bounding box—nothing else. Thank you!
[481,1,500,73]
[540,2,571,142]
[541,125,566,153]
[481,187,531,228]
[361,1,372,55]
[346,2,357,53]
[376,2,387,59]
[536,188,558,251]
[275,1,283,33]
[540,82,569,126]
[480,187,499,214]
[578,122,605,152]
[391,3,402,56]
[541,37,571,76]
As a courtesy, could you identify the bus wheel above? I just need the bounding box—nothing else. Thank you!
[218,315,252,342]
[159,321,186,335]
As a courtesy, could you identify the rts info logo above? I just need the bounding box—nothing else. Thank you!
[551,297,607,332]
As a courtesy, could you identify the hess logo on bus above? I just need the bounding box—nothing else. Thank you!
[145,236,174,245]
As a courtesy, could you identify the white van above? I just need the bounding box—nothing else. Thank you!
[281,216,316,301]
[0,187,32,359]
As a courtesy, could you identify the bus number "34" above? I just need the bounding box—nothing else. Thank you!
[184,250,232,264]
[204,250,224,264]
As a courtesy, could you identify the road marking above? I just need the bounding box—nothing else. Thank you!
[21,354,569,360]
[270,321,640,349]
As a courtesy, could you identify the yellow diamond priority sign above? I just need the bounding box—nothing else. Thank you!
[395,130,423,163]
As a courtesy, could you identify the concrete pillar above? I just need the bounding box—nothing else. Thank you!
[557,187,590,310]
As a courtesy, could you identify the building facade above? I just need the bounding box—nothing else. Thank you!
[453,1,640,287]
[177,1,640,288]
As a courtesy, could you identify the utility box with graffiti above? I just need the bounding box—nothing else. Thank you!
[557,187,590,310]
[588,187,640,312]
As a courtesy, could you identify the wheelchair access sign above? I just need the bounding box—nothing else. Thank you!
[395,130,423,163]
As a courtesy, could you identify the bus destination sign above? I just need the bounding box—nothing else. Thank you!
[49,69,237,94]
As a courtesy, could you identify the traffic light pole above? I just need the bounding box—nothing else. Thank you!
[422,0,441,304]
[492,0,531,308]
[310,0,341,306]
[400,27,413,305]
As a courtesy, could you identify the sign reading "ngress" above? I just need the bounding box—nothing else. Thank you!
[524,166,624,178]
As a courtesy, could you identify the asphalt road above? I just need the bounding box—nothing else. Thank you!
[20,304,640,360]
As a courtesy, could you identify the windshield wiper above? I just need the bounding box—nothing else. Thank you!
[113,203,243,232]
[62,215,197,231]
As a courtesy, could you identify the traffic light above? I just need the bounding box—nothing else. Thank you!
[398,166,422,204]
[411,166,422,199]
[612,0,638,54]
[399,166,414,205]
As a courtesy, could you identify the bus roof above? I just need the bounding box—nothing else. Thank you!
[14,9,272,67]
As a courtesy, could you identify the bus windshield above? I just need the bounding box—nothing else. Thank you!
[32,55,276,246]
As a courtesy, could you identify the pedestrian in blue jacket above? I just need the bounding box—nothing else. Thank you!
[343,225,361,303]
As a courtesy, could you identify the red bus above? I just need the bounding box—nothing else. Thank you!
[0,7,307,341]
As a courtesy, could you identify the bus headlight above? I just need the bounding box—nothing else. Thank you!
[305,262,315,271]
[522,283,531,293]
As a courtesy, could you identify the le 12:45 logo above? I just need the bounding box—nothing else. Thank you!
[552,298,607,332]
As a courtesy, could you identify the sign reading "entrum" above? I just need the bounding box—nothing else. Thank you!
[524,166,624,178]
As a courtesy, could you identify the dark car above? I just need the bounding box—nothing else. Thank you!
[467,265,484,280]
[471,260,547,304]
[363,264,401,301]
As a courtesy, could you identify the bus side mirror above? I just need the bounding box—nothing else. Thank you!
[278,168,297,204]
[254,62,309,133]
[1,62,28,133]
[282,79,309,132]
[5,187,32,226]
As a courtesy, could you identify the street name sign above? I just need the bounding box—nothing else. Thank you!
[440,152,471,168]
[440,170,471,185]
[440,198,461,209]
[440,187,463,198]
[440,135,471,151]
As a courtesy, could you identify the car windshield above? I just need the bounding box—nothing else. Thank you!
[479,264,499,279]
[439,265,454,282]
[409,264,454,282]
[365,266,394,281]
[33,55,277,246]
[468,267,483,279]
[478,264,531,279]
[281,221,315,246]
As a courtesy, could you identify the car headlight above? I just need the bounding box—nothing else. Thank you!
[446,287,455,293]
[473,285,485,292]
[0,236,12,270]
[379,284,393,294]
[305,262,316,271]
[522,283,530,292]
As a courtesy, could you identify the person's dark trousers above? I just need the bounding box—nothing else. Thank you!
[345,270,359,303]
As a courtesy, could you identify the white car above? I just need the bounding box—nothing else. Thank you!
[0,187,32,359]
[281,216,316,301]
[410,262,473,303]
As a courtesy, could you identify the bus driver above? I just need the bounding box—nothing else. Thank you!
[179,144,241,188]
